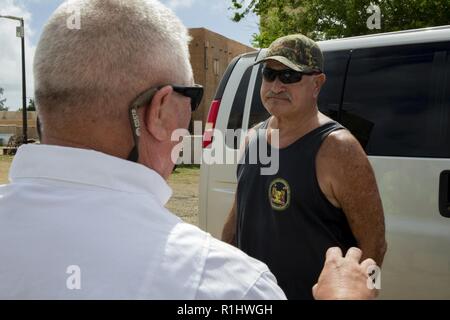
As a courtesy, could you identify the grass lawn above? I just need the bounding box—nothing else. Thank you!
[166,165,200,226]
[0,156,200,225]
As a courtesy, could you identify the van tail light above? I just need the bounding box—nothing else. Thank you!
[202,99,221,148]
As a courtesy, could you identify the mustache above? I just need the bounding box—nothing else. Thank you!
[265,91,291,101]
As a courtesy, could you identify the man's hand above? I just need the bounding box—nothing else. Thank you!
[313,247,378,300]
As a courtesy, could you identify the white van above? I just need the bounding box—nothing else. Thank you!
[199,26,450,299]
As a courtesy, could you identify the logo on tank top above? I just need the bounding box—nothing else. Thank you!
[268,178,291,211]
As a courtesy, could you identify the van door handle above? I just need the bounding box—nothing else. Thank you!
[439,171,450,218]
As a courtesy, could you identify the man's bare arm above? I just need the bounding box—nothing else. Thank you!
[317,130,387,265]
[222,197,237,246]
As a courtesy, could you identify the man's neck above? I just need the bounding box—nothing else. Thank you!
[271,106,319,133]
[42,134,130,160]
[137,140,174,180]
[267,107,332,148]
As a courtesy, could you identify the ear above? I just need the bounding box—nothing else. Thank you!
[144,85,173,142]
[313,73,326,98]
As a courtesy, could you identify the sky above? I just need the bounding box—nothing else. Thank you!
[0,0,259,110]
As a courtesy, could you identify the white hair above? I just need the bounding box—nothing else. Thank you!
[34,0,193,122]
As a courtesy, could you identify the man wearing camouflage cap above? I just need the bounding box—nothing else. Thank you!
[222,34,387,299]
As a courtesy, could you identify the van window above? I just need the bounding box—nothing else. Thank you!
[248,64,270,129]
[227,65,253,131]
[318,50,350,120]
[342,42,450,157]
[226,65,253,149]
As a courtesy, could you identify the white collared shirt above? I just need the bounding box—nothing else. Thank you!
[0,144,286,300]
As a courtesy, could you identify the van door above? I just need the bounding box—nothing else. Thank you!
[341,42,450,299]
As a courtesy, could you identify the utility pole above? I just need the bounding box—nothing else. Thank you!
[0,15,27,143]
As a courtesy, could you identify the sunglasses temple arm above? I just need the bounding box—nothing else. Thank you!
[128,106,141,163]
[127,88,159,163]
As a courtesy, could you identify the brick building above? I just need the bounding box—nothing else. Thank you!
[188,28,255,131]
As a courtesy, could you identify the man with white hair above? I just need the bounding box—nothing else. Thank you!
[0,0,377,299]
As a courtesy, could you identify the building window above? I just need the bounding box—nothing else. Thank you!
[213,59,220,76]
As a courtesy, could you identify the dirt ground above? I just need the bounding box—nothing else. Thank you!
[0,156,200,226]
[166,166,200,226]
[0,156,13,185]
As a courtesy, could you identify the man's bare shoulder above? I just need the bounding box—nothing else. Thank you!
[317,128,376,196]
[318,129,367,165]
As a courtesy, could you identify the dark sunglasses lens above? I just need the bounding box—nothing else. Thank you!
[177,87,203,111]
[191,88,203,111]
[262,67,304,84]
[279,70,303,84]
[262,68,277,82]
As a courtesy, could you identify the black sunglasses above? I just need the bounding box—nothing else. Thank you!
[173,85,204,112]
[129,84,203,113]
[262,66,320,84]
[127,84,204,162]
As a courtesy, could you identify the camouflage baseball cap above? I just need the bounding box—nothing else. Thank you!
[254,34,323,73]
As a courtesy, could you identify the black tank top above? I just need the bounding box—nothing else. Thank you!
[236,120,357,300]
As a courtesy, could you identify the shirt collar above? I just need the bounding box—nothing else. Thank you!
[9,144,173,205]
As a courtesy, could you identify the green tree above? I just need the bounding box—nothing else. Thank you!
[18,98,36,111]
[27,98,36,111]
[231,0,450,47]
[0,87,8,111]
